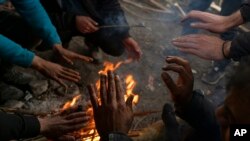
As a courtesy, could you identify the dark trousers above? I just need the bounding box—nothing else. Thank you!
[40,1,129,57]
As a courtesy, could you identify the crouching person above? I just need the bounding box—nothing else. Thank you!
[40,0,142,64]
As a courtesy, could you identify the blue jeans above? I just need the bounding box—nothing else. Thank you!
[182,0,242,71]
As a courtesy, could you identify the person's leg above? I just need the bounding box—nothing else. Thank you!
[182,0,213,35]
[88,10,128,57]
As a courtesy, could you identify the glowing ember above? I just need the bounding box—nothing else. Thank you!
[62,95,81,111]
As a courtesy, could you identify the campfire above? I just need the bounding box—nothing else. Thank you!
[61,61,140,141]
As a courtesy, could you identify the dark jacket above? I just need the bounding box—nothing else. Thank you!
[0,112,40,141]
[229,0,250,60]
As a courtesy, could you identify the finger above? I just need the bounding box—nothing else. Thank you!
[73,53,93,63]
[191,22,210,30]
[165,56,192,74]
[172,41,198,49]
[126,95,134,110]
[162,64,189,82]
[61,69,81,80]
[66,116,91,125]
[64,123,88,133]
[181,10,207,22]
[87,84,99,112]
[161,72,178,93]
[62,55,74,65]
[89,18,99,26]
[107,71,116,106]
[87,23,99,32]
[53,76,68,88]
[59,72,80,82]
[65,112,88,120]
[178,47,206,59]
[115,75,126,106]
[100,74,108,106]
[62,67,80,76]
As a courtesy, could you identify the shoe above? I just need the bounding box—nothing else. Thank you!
[1,69,35,88]
[201,67,225,85]
[0,82,24,104]
[85,41,103,65]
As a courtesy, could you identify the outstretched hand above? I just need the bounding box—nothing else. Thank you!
[161,56,194,105]
[123,37,142,61]
[172,34,229,60]
[87,71,134,140]
[38,110,90,140]
[53,44,93,65]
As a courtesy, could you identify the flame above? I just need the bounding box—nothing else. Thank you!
[125,75,139,105]
[62,95,81,111]
[60,61,139,141]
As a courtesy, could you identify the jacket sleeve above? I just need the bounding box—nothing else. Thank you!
[0,34,35,67]
[175,91,221,141]
[10,0,61,46]
[229,32,250,61]
[240,0,250,22]
[0,112,40,141]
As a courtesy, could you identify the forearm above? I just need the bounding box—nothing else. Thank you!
[225,10,244,29]
[0,112,40,140]
[175,91,221,141]
[11,0,61,47]
[0,35,35,67]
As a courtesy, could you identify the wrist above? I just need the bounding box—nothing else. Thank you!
[31,56,47,71]
[226,10,244,28]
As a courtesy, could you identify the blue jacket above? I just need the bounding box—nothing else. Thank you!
[0,0,61,67]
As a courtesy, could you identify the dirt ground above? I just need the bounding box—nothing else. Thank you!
[1,0,231,140]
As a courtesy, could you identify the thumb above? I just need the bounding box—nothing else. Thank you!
[191,22,210,30]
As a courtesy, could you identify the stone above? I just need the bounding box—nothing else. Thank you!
[29,80,49,96]
[0,83,24,104]
[4,100,25,109]
[49,79,60,90]
[56,83,80,96]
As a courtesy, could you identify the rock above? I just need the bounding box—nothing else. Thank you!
[56,83,80,96]
[29,80,48,96]
[0,83,24,103]
[49,79,60,90]
[24,91,33,101]
[4,100,25,109]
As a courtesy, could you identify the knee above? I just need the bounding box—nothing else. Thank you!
[100,40,125,57]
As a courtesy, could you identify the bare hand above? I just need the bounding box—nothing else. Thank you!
[123,37,142,61]
[38,111,90,139]
[54,44,93,65]
[76,16,99,33]
[87,71,134,140]
[161,56,194,105]
[182,10,232,33]
[32,56,81,87]
[172,34,228,60]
